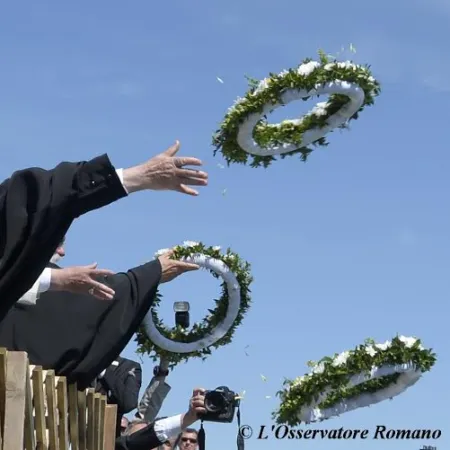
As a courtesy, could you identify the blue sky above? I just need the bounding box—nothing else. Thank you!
[1,0,448,449]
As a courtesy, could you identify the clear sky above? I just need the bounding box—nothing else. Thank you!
[1,1,448,449]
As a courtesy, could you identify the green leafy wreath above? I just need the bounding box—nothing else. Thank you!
[273,335,436,425]
[213,50,380,168]
[135,241,253,366]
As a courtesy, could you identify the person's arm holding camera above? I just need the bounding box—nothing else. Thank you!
[136,357,171,422]
[115,388,205,450]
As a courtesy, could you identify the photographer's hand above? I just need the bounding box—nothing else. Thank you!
[182,388,206,428]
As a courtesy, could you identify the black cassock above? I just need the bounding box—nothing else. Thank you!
[0,154,127,320]
[0,260,161,390]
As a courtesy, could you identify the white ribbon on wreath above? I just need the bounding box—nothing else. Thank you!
[297,362,421,423]
[237,80,364,156]
[143,254,241,353]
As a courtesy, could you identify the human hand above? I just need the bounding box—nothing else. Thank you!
[183,388,206,426]
[50,263,116,300]
[122,141,208,195]
[158,250,199,283]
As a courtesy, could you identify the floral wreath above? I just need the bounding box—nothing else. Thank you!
[135,241,253,366]
[273,335,436,425]
[212,50,380,168]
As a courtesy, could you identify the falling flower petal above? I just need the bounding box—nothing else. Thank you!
[265,395,271,399]
[216,77,224,83]
[350,43,356,53]
[217,163,225,169]
[222,189,227,196]
[260,374,267,382]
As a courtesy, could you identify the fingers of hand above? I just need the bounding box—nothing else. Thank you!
[193,387,206,396]
[90,288,113,301]
[194,405,206,415]
[191,392,206,414]
[175,157,203,167]
[158,249,174,260]
[177,184,199,196]
[178,177,208,187]
[89,280,115,299]
[178,262,199,272]
[177,168,208,180]
[91,269,116,277]
[163,140,180,157]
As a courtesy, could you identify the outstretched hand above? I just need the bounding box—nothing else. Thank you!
[50,263,116,300]
[158,250,199,283]
[122,140,208,196]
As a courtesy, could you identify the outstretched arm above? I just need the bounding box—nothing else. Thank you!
[0,141,207,318]
[136,357,171,422]
[0,155,126,318]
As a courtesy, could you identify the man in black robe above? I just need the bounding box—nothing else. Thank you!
[0,240,198,391]
[0,140,207,319]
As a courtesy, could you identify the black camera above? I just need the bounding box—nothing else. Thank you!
[200,386,239,423]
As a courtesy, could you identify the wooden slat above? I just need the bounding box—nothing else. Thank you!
[94,393,101,450]
[24,360,36,450]
[56,377,69,450]
[68,383,80,450]
[86,389,95,450]
[77,390,87,450]
[0,349,117,449]
[99,396,107,450]
[45,370,59,450]
[0,348,7,449]
[3,351,27,449]
[32,366,48,449]
[103,405,117,450]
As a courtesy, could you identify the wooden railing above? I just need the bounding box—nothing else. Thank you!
[0,349,118,450]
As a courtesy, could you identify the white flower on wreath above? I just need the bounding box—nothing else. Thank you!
[183,241,199,248]
[337,61,356,70]
[398,335,417,348]
[332,351,350,367]
[365,345,377,357]
[312,362,325,374]
[212,246,221,251]
[297,61,320,77]
[375,340,391,351]
[311,101,328,117]
[155,248,171,257]
[292,375,306,387]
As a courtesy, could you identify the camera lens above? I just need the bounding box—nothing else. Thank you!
[204,391,226,413]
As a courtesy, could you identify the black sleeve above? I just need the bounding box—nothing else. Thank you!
[0,155,127,320]
[66,259,162,390]
[103,360,143,414]
[115,423,162,450]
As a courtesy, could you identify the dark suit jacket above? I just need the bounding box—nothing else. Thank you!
[96,357,142,436]
[0,259,161,390]
[0,154,127,320]
[115,424,165,450]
